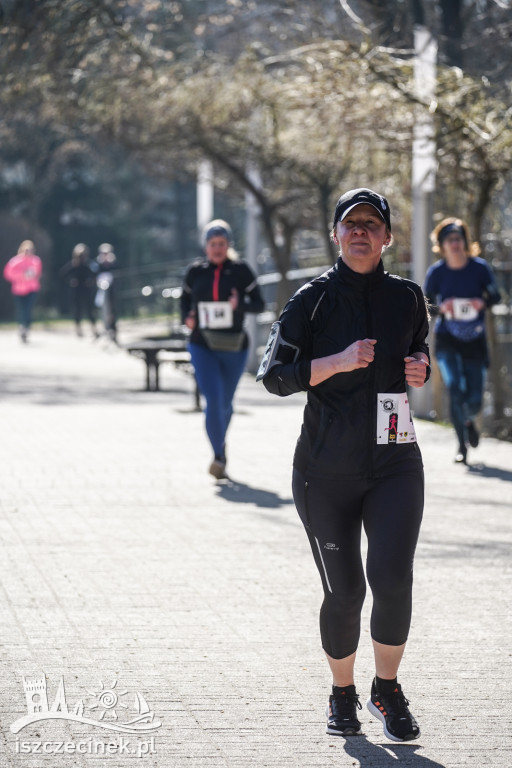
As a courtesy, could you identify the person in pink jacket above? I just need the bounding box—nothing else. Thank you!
[3,240,42,342]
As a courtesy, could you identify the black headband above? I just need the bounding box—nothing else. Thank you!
[438,223,467,247]
[205,225,230,242]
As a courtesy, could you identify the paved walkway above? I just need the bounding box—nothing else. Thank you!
[0,323,511,768]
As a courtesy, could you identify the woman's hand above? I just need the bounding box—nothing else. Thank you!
[439,298,454,316]
[185,310,196,330]
[336,338,377,371]
[310,339,376,386]
[229,288,239,311]
[470,298,485,312]
[404,356,429,388]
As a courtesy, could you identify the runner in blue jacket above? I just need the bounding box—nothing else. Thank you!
[424,218,501,464]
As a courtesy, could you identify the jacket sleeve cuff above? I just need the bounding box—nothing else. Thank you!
[296,359,312,390]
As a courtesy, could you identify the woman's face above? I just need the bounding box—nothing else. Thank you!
[205,236,229,265]
[334,204,390,274]
[441,233,466,261]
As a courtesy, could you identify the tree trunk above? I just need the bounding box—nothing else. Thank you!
[471,170,505,435]
[470,167,495,246]
[318,184,337,266]
[439,0,464,68]
[259,205,297,315]
[409,0,426,26]
[486,312,507,436]
[274,225,295,315]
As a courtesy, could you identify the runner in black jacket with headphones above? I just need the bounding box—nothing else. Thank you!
[258,189,430,743]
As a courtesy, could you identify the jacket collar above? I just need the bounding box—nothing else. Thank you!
[335,256,385,287]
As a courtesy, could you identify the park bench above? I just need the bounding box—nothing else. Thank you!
[123,331,200,408]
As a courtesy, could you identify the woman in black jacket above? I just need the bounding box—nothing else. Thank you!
[60,243,98,337]
[181,219,264,479]
[259,189,430,743]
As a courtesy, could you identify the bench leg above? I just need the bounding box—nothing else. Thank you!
[144,351,160,391]
[194,377,201,411]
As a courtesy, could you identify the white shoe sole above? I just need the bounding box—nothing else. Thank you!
[367,699,420,742]
[325,706,361,736]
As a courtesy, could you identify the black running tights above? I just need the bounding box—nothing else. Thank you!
[292,468,424,660]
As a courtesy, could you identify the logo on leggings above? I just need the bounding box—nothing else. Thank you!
[324,542,339,551]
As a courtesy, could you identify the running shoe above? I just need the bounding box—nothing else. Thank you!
[367,679,420,742]
[326,685,362,736]
[209,458,227,480]
[466,420,479,448]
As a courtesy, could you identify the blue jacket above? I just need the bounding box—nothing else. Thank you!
[424,256,500,362]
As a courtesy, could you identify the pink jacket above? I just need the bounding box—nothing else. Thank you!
[3,254,42,296]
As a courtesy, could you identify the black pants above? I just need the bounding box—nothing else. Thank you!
[70,287,96,325]
[292,468,424,660]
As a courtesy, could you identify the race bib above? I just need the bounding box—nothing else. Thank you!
[452,299,478,322]
[376,393,416,445]
[198,301,233,329]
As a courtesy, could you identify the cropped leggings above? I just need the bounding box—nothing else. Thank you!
[292,468,424,660]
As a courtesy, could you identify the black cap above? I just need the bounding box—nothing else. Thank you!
[333,188,391,231]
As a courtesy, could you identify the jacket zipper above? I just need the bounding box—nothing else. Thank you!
[365,279,375,479]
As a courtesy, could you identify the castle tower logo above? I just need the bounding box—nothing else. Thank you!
[23,676,48,714]
[11,676,162,735]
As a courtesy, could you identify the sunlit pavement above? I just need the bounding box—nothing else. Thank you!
[0,323,511,768]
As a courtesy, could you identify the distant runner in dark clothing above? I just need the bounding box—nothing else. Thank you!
[60,243,98,337]
[181,219,264,479]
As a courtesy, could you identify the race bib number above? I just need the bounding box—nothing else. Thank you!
[452,299,478,322]
[376,392,416,445]
[198,301,233,329]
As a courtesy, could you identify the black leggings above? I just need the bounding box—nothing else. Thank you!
[292,468,424,660]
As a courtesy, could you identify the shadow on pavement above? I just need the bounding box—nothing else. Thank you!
[342,738,447,768]
[0,373,193,406]
[467,463,512,482]
[215,478,293,509]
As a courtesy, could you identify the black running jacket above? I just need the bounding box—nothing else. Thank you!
[261,257,430,479]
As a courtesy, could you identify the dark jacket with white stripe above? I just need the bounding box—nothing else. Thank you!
[262,257,430,479]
